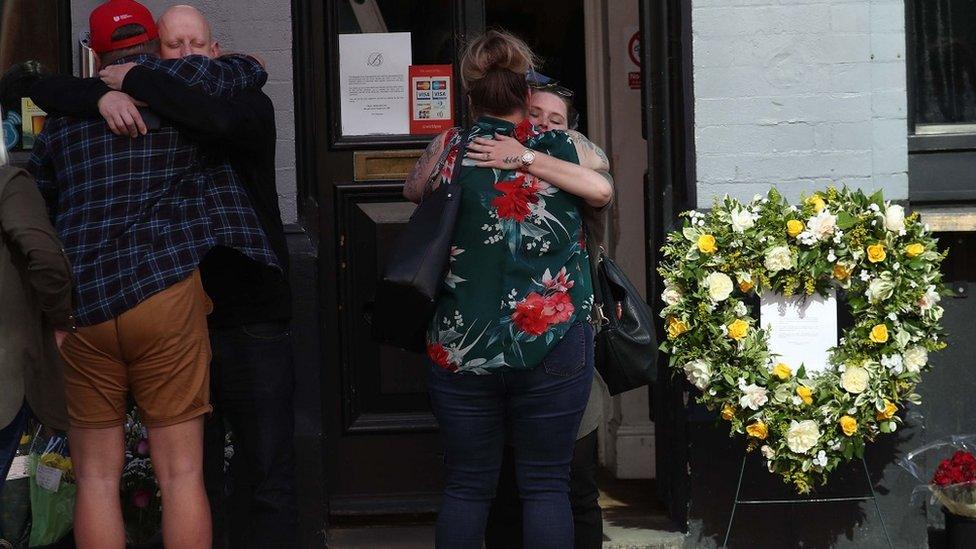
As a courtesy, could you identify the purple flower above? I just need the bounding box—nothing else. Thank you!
[132,489,151,508]
[136,439,149,456]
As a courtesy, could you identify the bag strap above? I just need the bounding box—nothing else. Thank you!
[581,217,608,332]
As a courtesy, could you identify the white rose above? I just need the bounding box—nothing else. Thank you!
[840,366,870,394]
[761,445,775,459]
[786,420,821,455]
[919,285,941,312]
[764,246,794,273]
[661,286,682,306]
[881,354,904,374]
[884,204,905,232]
[806,210,837,241]
[703,272,734,302]
[730,208,755,233]
[683,359,712,390]
[739,383,769,411]
[866,277,895,304]
[903,346,928,373]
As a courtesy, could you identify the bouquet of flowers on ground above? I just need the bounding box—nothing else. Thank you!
[121,410,162,545]
[931,448,976,518]
[28,427,76,546]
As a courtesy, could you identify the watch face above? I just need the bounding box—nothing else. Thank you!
[522,150,536,164]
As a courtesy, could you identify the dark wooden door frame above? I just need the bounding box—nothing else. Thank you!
[290,0,489,525]
[640,0,695,529]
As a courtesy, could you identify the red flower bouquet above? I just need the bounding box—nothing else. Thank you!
[931,450,976,519]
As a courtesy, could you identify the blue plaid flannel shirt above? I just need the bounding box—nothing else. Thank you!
[29,54,279,327]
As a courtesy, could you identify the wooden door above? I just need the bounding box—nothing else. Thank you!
[293,0,485,516]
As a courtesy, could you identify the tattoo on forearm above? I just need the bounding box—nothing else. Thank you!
[406,137,443,197]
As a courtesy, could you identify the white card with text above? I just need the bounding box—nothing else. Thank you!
[760,289,838,375]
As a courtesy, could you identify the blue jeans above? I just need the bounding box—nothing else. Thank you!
[204,322,298,549]
[428,321,595,549]
[0,403,29,496]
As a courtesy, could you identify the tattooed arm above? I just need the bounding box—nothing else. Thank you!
[404,130,450,203]
[466,130,613,208]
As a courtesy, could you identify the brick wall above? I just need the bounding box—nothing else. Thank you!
[71,0,298,223]
[692,0,908,208]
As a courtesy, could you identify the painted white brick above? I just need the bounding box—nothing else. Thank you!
[829,3,870,32]
[693,0,908,206]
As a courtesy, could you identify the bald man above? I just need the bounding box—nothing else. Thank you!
[30,5,297,549]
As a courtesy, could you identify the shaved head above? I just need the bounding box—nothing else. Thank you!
[157,5,218,59]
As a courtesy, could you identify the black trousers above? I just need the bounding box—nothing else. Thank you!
[204,322,298,549]
[485,429,603,549]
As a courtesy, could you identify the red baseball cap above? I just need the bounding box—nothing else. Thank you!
[89,0,158,54]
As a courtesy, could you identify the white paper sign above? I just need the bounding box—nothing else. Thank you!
[35,462,63,492]
[339,32,412,136]
[5,455,29,481]
[760,290,838,375]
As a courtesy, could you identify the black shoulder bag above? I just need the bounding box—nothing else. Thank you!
[372,131,468,353]
[587,242,658,396]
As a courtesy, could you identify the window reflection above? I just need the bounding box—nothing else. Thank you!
[1,0,65,152]
[337,0,455,66]
[911,0,976,128]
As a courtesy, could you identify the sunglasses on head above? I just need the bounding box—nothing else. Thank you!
[528,81,574,99]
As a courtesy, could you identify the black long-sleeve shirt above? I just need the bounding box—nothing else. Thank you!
[31,68,291,327]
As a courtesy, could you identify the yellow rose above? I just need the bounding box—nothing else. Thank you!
[746,421,769,440]
[796,385,813,405]
[869,323,889,344]
[772,363,792,380]
[727,319,749,340]
[667,317,689,339]
[876,400,898,420]
[905,243,924,258]
[739,280,754,293]
[833,263,850,280]
[839,415,858,436]
[721,405,735,421]
[786,219,804,238]
[806,194,826,213]
[697,234,717,254]
[867,243,886,263]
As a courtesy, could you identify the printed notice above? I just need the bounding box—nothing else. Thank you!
[760,289,838,375]
[339,32,412,136]
[410,65,454,134]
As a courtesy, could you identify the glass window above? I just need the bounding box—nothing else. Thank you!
[910,0,976,132]
[1,0,68,152]
[337,0,455,68]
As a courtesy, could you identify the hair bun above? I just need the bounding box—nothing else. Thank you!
[461,29,536,83]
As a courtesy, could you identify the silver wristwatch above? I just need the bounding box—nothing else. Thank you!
[519,149,537,167]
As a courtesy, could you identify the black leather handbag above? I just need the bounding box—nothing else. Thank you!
[590,247,658,395]
[372,131,467,353]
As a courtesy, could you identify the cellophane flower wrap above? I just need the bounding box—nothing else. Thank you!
[121,410,162,544]
[899,435,976,518]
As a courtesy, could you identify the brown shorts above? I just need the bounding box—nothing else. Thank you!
[60,270,213,428]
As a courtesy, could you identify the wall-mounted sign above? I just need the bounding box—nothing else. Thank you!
[338,32,412,136]
[409,65,454,135]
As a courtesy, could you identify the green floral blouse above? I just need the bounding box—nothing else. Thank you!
[426,116,593,374]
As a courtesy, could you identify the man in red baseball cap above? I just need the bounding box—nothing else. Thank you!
[88,0,160,65]
[27,2,275,549]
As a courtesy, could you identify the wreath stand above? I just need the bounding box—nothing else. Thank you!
[722,453,894,548]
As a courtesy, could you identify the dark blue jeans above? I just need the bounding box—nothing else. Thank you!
[0,403,29,496]
[204,322,298,549]
[428,321,595,549]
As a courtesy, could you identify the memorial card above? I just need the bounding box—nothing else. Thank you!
[759,289,838,375]
[339,32,412,136]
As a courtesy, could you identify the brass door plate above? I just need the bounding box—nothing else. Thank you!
[353,150,424,182]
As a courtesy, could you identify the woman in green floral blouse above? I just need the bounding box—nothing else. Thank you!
[403,30,611,549]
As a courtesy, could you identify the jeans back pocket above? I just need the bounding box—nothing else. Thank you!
[542,321,591,377]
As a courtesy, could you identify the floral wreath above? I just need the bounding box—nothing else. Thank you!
[659,187,947,493]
